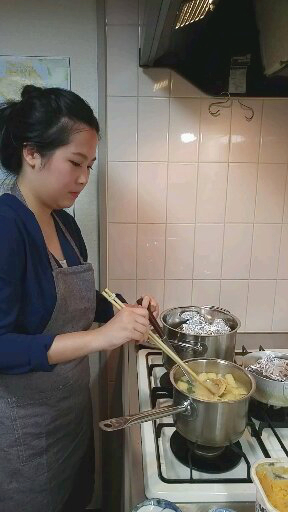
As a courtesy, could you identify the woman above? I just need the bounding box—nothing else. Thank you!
[0,85,158,512]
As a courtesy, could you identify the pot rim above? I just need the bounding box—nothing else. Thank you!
[169,357,256,404]
[160,305,241,336]
[242,351,288,385]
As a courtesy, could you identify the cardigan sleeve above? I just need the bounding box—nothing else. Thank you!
[0,215,55,374]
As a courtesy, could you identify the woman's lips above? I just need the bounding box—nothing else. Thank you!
[69,192,80,199]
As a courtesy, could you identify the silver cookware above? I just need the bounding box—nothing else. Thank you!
[242,351,288,407]
[99,359,255,447]
[160,306,241,370]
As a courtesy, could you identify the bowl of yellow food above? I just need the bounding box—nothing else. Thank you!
[251,458,288,512]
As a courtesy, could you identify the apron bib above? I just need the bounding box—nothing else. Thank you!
[0,184,96,512]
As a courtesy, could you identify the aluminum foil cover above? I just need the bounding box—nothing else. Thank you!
[179,311,231,335]
[247,354,288,382]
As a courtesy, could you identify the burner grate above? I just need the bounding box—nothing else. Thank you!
[145,350,288,485]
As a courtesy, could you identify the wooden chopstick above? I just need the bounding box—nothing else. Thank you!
[102,289,217,397]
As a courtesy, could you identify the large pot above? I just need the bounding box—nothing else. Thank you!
[99,359,255,447]
[242,351,288,407]
[160,306,241,371]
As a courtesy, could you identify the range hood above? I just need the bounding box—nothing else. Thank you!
[140,0,288,97]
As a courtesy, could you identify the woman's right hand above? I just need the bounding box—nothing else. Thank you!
[99,306,149,350]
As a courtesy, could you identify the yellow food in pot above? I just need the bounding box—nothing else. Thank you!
[256,462,288,512]
[176,372,248,401]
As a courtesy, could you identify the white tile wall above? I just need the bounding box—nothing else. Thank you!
[106,0,288,332]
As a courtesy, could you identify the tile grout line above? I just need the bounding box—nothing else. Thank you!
[135,18,140,302]
[163,71,172,310]
[219,99,233,309]
[271,162,288,330]
[245,98,264,332]
[190,97,202,304]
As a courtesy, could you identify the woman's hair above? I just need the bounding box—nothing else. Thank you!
[0,85,100,175]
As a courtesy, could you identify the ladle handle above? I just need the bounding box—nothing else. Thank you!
[99,404,189,431]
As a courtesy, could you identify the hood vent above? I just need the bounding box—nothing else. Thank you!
[175,0,215,28]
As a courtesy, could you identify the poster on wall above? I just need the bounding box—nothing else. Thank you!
[0,56,71,192]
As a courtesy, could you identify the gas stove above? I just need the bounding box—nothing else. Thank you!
[136,348,288,510]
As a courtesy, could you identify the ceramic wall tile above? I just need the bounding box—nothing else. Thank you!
[193,224,224,279]
[108,279,136,304]
[196,163,228,222]
[225,164,257,223]
[138,97,169,161]
[250,224,282,279]
[107,25,138,96]
[164,280,193,310]
[272,281,288,331]
[222,224,253,279]
[220,280,249,331]
[255,164,287,223]
[170,71,206,97]
[137,224,166,279]
[107,97,137,161]
[192,280,220,306]
[138,68,171,97]
[165,224,195,279]
[167,163,197,223]
[230,100,262,163]
[108,223,137,279]
[246,281,276,331]
[278,225,288,279]
[199,99,231,162]
[138,162,167,223]
[108,162,137,222]
[169,98,200,162]
[137,280,164,312]
[106,0,138,24]
[260,100,288,163]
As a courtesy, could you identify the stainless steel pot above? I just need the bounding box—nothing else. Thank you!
[99,359,255,447]
[160,306,241,371]
[242,351,288,407]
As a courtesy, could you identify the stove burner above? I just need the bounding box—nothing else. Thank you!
[249,398,288,423]
[159,371,172,388]
[170,431,243,473]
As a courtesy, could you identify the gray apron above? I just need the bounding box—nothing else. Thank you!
[0,185,96,512]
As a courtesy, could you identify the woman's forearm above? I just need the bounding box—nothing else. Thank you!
[47,327,108,364]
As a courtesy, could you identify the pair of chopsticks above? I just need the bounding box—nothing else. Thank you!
[102,289,217,397]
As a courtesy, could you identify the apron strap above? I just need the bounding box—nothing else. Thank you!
[52,213,85,264]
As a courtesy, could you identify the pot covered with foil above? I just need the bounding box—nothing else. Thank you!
[242,351,288,407]
[160,306,241,370]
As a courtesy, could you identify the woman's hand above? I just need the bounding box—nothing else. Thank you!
[138,295,160,319]
[100,306,149,350]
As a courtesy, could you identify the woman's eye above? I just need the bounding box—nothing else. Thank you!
[70,161,81,167]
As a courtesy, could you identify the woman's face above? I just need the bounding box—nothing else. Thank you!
[33,127,98,210]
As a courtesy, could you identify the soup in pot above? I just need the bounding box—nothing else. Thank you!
[176,372,249,401]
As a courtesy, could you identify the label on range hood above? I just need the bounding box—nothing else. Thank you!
[229,54,251,94]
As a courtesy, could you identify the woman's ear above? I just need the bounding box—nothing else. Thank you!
[22,144,42,170]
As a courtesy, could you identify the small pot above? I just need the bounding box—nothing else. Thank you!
[160,306,241,371]
[242,351,288,407]
[99,359,255,447]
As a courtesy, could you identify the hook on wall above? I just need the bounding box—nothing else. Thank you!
[208,92,232,117]
[208,93,255,122]
[237,99,254,122]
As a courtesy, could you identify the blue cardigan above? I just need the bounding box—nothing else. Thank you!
[0,193,113,374]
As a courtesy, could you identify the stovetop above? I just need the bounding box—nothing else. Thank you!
[137,348,288,506]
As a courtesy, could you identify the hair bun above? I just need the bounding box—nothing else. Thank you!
[21,84,43,100]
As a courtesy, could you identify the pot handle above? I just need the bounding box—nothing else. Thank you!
[208,305,231,315]
[99,402,193,431]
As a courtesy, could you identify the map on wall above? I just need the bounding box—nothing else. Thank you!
[0,56,71,102]
[0,56,71,194]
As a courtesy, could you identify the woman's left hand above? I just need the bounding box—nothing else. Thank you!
[139,295,160,319]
